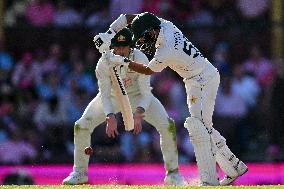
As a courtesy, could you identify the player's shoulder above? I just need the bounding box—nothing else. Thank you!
[96,56,104,67]
[153,43,168,59]
[133,48,145,57]
[132,48,149,65]
[159,17,183,38]
[159,18,171,24]
[96,52,109,70]
[159,18,176,30]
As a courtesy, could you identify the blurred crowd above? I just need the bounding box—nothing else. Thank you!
[1,0,284,166]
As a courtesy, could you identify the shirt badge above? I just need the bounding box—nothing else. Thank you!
[189,95,197,105]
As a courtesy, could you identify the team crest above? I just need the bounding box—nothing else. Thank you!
[117,35,126,42]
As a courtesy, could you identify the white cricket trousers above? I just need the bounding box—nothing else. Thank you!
[183,72,220,185]
[184,72,220,129]
[73,93,179,174]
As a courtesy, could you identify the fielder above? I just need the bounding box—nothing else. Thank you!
[63,28,185,185]
[94,12,248,186]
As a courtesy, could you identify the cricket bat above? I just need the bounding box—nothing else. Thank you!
[109,65,134,131]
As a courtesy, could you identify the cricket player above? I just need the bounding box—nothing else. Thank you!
[94,12,248,186]
[63,28,185,185]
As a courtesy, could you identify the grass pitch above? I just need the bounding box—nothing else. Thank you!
[0,185,284,189]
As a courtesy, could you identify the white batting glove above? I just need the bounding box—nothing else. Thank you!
[93,28,116,53]
[110,14,127,33]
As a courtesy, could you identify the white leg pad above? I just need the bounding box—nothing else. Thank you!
[73,123,91,172]
[184,117,219,186]
[211,128,240,177]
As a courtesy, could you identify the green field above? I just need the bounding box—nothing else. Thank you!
[0,185,284,189]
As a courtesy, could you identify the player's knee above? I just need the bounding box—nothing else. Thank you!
[167,117,177,138]
[74,121,91,136]
[155,118,176,135]
[184,117,210,143]
[74,122,81,135]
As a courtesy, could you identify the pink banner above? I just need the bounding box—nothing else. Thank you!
[0,163,283,185]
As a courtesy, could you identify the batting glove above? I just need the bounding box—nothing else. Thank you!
[93,28,116,53]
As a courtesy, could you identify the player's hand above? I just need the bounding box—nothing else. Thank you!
[133,107,145,135]
[106,113,119,138]
[93,28,116,53]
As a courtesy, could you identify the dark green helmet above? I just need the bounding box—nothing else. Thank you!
[131,12,161,43]
[111,28,133,47]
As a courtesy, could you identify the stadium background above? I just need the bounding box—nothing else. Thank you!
[0,0,284,185]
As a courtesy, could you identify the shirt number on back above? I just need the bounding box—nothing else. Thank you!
[183,38,204,59]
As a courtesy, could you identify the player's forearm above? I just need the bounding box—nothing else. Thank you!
[137,75,152,110]
[125,14,137,24]
[98,78,115,116]
[137,95,152,111]
[110,14,137,33]
[128,62,155,75]
[101,94,115,116]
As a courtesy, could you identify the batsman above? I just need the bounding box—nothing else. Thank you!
[63,28,185,185]
[94,12,248,185]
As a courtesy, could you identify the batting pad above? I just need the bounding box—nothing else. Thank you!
[211,128,239,177]
[73,123,91,172]
[184,117,219,185]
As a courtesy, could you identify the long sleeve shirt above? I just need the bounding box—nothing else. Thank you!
[95,48,152,116]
